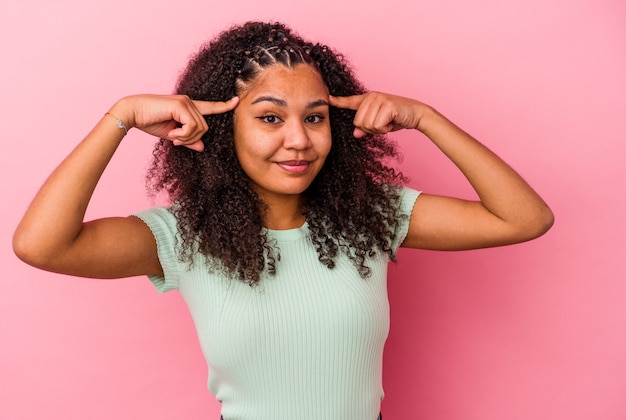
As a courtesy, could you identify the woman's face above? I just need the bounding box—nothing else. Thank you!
[233,63,331,203]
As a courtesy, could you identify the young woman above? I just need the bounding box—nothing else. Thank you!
[13,21,553,419]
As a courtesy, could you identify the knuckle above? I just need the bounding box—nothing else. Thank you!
[175,94,190,105]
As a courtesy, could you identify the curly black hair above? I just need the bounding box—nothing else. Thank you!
[147,21,407,284]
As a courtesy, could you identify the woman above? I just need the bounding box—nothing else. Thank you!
[13,21,553,419]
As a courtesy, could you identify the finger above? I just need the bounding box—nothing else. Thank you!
[371,103,397,133]
[353,98,377,129]
[353,127,367,138]
[173,97,238,144]
[193,97,240,115]
[164,95,210,140]
[184,141,205,152]
[329,94,364,111]
[170,111,205,143]
[172,123,205,144]
[173,140,205,152]
[171,131,205,152]
[352,123,394,139]
[356,98,396,135]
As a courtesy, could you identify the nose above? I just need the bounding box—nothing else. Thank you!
[283,120,312,150]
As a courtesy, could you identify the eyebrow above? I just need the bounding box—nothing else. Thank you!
[251,96,329,109]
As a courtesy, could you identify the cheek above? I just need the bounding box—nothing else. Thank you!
[234,134,278,170]
[316,131,332,159]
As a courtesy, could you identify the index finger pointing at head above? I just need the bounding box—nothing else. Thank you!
[329,94,364,111]
[193,97,240,115]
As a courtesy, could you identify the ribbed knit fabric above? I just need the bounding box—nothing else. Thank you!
[134,187,420,420]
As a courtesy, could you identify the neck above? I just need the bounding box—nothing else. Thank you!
[260,194,306,230]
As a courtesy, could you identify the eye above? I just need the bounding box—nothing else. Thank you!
[258,114,282,124]
[305,114,325,124]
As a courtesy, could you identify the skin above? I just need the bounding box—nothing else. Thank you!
[12,63,553,279]
[233,64,332,229]
[329,92,554,250]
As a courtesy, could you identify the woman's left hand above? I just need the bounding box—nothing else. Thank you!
[332,90,554,250]
[329,92,426,138]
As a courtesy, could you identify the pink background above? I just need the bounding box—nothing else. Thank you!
[2,0,625,419]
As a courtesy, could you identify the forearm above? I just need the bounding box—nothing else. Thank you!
[329,91,553,248]
[13,94,237,275]
[13,114,126,266]
[416,105,554,234]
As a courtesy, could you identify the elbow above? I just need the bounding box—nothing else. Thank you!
[12,228,55,270]
[541,206,555,235]
[13,229,38,267]
[520,204,555,242]
[498,202,555,246]
[535,203,555,237]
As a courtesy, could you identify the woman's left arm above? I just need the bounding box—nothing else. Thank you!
[329,92,554,250]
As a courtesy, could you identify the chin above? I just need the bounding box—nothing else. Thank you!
[256,182,314,198]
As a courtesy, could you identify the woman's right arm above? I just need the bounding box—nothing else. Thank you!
[12,94,239,279]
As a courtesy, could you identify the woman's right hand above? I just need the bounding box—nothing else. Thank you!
[109,94,240,152]
[13,93,238,278]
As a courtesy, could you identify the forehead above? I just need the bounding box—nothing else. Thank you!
[239,64,328,101]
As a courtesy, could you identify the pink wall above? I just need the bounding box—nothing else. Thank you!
[2,0,625,419]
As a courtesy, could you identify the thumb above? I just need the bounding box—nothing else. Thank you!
[193,96,240,115]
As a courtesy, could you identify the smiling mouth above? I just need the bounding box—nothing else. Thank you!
[276,160,311,173]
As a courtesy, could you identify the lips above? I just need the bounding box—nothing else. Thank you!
[276,160,311,173]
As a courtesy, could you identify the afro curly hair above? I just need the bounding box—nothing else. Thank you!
[147,21,407,285]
